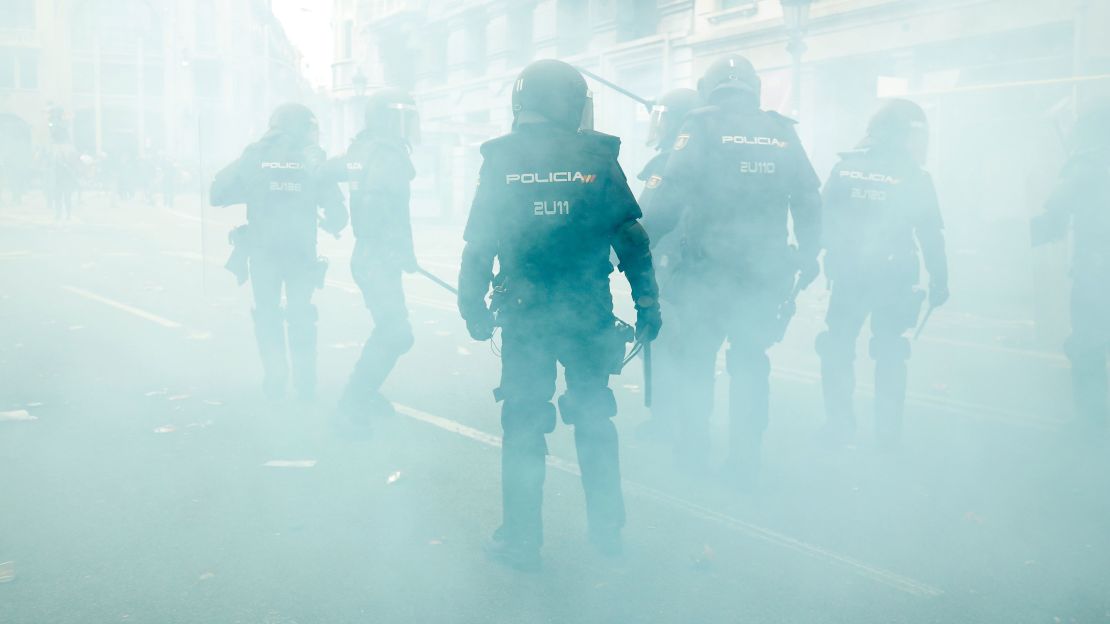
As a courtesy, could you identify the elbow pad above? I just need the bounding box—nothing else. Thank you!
[614,221,659,308]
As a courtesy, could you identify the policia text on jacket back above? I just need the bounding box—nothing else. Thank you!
[210,103,348,401]
[457,60,661,571]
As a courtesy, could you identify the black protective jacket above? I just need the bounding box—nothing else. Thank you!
[210,132,346,256]
[1034,146,1110,281]
[822,147,947,287]
[641,102,821,276]
[458,122,658,329]
[328,132,416,265]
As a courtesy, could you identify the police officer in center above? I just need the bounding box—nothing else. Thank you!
[458,59,661,570]
[641,55,822,484]
[331,88,420,421]
[211,103,348,400]
[1032,100,1110,438]
[817,99,948,449]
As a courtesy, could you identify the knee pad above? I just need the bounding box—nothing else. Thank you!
[726,347,770,378]
[502,399,557,440]
[285,302,318,327]
[869,335,910,362]
[815,330,854,362]
[558,386,617,426]
[376,320,415,354]
[252,306,284,328]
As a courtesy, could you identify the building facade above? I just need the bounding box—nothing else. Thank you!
[0,0,314,193]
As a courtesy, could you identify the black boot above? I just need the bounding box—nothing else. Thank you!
[574,419,626,556]
[874,358,908,450]
[492,437,546,571]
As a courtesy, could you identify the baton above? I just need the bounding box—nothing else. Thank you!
[574,66,654,111]
[913,304,936,341]
[642,340,653,408]
[416,266,458,296]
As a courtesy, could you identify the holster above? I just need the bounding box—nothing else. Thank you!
[225,224,251,285]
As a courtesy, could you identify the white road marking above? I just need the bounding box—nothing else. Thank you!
[61,285,183,329]
[0,250,32,259]
[393,403,943,597]
[0,410,36,422]
[263,459,317,468]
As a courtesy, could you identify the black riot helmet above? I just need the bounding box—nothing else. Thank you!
[862,98,929,163]
[364,87,421,144]
[697,55,761,104]
[647,88,700,149]
[512,59,593,131]
[268,102,319,145]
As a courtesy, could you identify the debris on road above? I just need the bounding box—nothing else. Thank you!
[456,346,471,356]
[144,389,167,397]
[387,471,403,484]
[692,544,715,570]
[198,571,216,581]
[0,561,15,583]
[0,410,36,422]
[153,425,176,434]
[167,394,191,401]
[201,400,223,406]
[263,460,317,468]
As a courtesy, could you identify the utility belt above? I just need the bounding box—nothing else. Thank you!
[225,223,328,289]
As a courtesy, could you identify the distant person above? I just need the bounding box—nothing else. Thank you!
[641,55,821,486]
[329,88,420,424]
[41,142,79,220]
[457,60,660,571]
[816,99,948,449]
[1032,100,1110,437]
[210,103,348,401]
[633,87,700,443]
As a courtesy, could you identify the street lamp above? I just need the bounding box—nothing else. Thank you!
[781,0,814,118]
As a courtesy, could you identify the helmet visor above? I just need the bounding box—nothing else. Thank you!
[646,104,668,147]
[579,90,595,132]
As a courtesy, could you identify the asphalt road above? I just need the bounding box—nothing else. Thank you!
[1,193,1108,623]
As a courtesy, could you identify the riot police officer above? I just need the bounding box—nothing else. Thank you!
[817,99,948,449]
[331,88,420,421]
[211,103,347,400]
[635,87,700,441]
[457,59,661,570]
[641,55,821,484]
[1032,100,1110,438]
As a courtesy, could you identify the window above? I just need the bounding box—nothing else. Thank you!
[341,20,353,59]
[508,5,534,64]
[0,50,13,89]
[557,0,589,56]
[0,0,35,30]
[16,49,36,88]
[615,0,658,42]
[0,48,39,90]
[102,63,139,95]
[464,18,487,77]
[196,0,217,52]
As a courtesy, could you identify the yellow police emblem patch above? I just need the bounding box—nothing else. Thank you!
[673,133,690,151]
[646,175,663,189]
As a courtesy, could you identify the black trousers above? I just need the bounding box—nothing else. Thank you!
[248,248,318,396]
[496,317,625,547]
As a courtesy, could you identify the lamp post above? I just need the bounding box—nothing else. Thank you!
[781,0,814,119]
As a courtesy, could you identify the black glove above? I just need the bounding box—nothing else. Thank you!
[465,308,495,341]
[796,255,820,291]
[929,281,949,308]
[635,305,662,343]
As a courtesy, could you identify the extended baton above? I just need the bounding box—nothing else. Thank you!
[574,66,654,111]
[643,340,653,408]
[416,266,458,296]
[913,304,936,341]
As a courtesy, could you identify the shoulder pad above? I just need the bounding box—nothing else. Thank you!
[638,151,669,181]
[479,133,515,158]
[765,110,799,126]
[686,105,721,119]
[578,130,621,158]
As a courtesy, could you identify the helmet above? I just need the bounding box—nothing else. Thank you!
[268,102,319,144]
[512,59,592,131]
[697,55,760,103]
[862,98,929,161]
[365,87,421,144]
[647,88,700,149]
